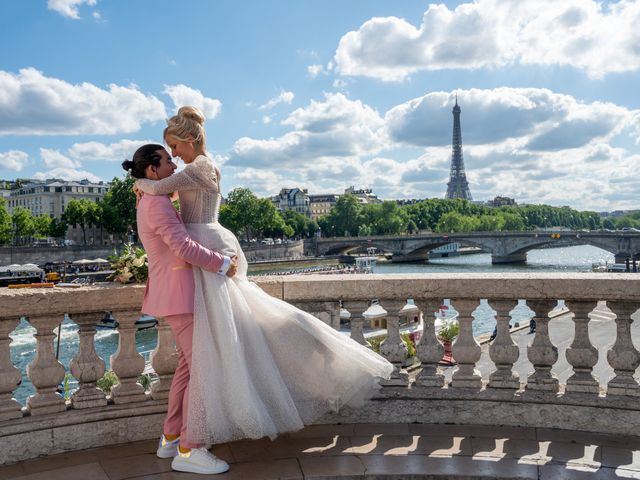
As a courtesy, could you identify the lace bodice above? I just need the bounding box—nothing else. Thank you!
[136,155,221,224]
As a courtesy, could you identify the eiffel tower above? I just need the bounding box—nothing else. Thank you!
[445,96,472,201]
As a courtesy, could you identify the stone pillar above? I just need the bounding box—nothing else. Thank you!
[379,313,409,386]
[0,318,23,421]
[150,317,178,400]
[488,300,520,389]
[110,310,147,403]
[606,301,640,396]
[26,315,66,415]
[69,313,107,409]
[525,300,559,392]
[343,302,370,348]
[564,300,599,394]
[450,299,482,389]
[414,299,444,388]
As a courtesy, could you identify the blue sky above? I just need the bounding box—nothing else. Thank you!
[1,0,639,211]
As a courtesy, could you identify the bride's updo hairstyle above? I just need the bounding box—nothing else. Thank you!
[121,144,166,179]
[164,106,206,151]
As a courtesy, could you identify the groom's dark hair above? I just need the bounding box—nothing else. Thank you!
[122,144,165,179]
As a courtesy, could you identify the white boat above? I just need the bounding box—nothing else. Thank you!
[354,247,378,273]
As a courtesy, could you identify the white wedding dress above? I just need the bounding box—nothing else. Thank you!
[136,155,393,445]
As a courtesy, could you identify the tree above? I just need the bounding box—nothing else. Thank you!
[11,207,36,245]
[320,194,362,237]
[280,210,318,238]
[63,199,100,245]
[33,214,52,238]
[0,199,11,245]
[99,176,136,242]
[49,217,68,241]
[220,188,261,241]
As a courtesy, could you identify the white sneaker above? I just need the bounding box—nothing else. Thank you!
[156,435,180,458]
[171,447,230,475]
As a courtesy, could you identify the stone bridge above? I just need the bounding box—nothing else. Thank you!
[312,230,640,264]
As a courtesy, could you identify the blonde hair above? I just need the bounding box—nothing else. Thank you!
[164,106,206,150]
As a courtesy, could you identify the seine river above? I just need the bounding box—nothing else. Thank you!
[8,245,614,403]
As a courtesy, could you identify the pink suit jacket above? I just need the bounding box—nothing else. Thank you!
[136,194,224,318]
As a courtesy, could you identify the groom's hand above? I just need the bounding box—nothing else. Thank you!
[226,256,238,278]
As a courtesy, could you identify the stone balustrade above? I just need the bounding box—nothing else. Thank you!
[0,273,638,464]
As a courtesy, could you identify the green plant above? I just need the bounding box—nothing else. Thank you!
[63,373,73,400]
[400,333,416,357]
[138,373,152,391]
[97,370,119,394]
[109,243,148,284]
[437,321,460,343]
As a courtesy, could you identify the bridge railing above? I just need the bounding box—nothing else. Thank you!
[0,273,638,464]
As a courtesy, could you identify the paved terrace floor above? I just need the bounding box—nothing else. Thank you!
[2,423,640,479]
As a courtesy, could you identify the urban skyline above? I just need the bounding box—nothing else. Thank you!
[0,1,639,212]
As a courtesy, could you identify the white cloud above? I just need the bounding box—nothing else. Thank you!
[163,84,222,119]
[47,0,97,19]
[228,92,387,168]
[0,68,166,135]
[40,148,80,169]
[0,150,29,172]
[334,0,640,80]
[262,116,272,125]
[258,91,295,111]
[32,168,102,183]
[307,64,325,78]
[68,139,160,161]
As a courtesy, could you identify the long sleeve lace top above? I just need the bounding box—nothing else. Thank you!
[136,155,222,224]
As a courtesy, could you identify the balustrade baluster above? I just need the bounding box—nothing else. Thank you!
[564,300,599,394]
[26,315,66,415]
[414,299,444,388]
[488,300,520,389]
[606,301,640,396]
[0,318,23,420]
[110,310,147,403]
[379,312,409,386]
[69,313,107,409]
[343,302,370,348]
[525,300,559,392]
[450,299,482,389]
[150,317,178,400]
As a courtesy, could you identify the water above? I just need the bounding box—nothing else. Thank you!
[8,245,611,404]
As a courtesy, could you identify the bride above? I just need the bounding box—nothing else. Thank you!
[134,106,393,446]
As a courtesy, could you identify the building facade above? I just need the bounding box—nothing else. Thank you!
[344,186,381,205]
[271,188,312,218]
[309,194,339,220]
[6,179,111,245]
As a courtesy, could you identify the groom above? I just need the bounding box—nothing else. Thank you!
[136,149,235,475]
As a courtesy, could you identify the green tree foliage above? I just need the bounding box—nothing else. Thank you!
[63,199,100,245]
[280,209,319,238]
[318,194,362,237]
[0,199,11,245]
[100,176,136,241]
[33,214,52,238]
[11,207,36,245]
[361,201,410,235]
[49,217,68,240]
[220,188,261,241]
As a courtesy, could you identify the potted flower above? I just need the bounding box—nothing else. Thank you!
[437,320,459,365]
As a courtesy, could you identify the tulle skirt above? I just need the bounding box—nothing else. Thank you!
[184,222,393,445]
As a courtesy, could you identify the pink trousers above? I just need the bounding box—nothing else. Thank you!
[163,313,202,449]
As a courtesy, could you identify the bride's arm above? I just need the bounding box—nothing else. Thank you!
[135,160,218,195]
